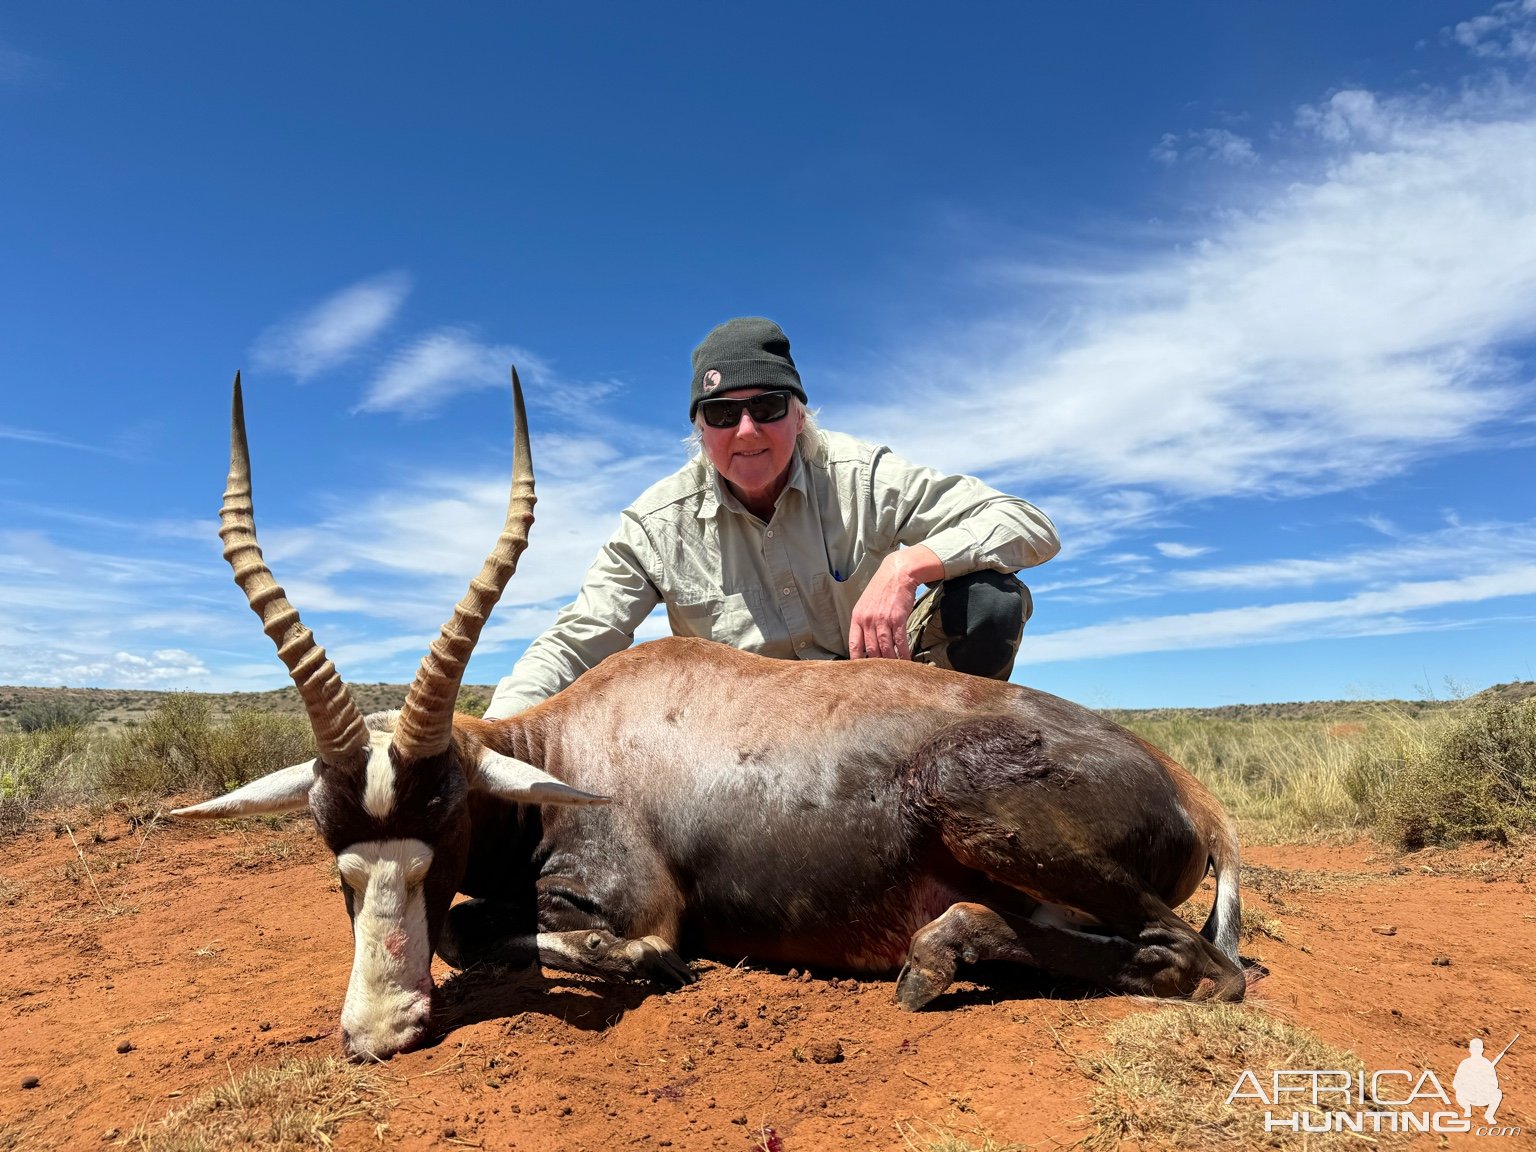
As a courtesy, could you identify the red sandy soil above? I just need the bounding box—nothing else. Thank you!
[1,812,1531,1151]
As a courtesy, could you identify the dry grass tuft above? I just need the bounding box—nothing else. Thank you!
[898,1119,1029,1152]
[1075,1004,1400,1150]
[1116,710,1385,841]
[129,1057,390,1151]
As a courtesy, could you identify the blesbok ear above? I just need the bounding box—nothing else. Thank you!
[473,750,610,806]
[171,759,319,819]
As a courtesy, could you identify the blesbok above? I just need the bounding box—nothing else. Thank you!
[176,370,1246,1062]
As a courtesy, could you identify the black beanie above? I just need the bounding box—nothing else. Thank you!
[689,317,807,420]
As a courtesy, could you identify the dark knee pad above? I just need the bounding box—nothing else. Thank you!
[936,571,1030,680]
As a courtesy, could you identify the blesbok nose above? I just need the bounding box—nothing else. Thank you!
[341,987,434,1062]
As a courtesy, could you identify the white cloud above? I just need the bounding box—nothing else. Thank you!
[252,272,411,381]
[1154,541,1211,559]
[1020,566,1536,665]
[1453,0,1536,60]
[1168,520,1536,593]
[0,645,209,688]
[1151,128,1257,166]
[271,441,674,611]
[359,327,541,415]
[844,79,1536,503]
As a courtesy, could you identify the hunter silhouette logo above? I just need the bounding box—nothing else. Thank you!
[1455,1035,1517,1124]
[1225,1033,1521,1136]
[703,369,722,392]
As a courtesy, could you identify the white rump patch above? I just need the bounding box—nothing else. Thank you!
[337,838,435,1060]
[362,733,396,821]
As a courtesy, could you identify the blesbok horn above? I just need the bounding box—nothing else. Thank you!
[220,372,370,767]
[391,367,535,761]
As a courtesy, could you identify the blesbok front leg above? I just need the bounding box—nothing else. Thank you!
[534,929,696,987]
[533,867,693,988]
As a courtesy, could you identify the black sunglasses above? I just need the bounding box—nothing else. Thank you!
[697,390,793,429]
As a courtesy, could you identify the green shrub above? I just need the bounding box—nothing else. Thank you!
[454,688,489,717]
[103,694,314,799]
[1348,698,1536,848]
[15,698,96,733]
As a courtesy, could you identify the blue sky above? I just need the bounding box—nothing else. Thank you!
[3,2,1535,707]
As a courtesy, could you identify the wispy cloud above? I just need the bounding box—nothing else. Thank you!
[846,74,1536,505]
[359,326,534,415]
[1038,519,1536,608]
[1168,520,1536,593]
[1150,128,1257,166]
[1154,541,1211,559]
[357,327,631,418]
[0,36,44,85]
[1021,566,1536,664]
[0,425,111,454]
[1453,0,1536,60]
[252,272,411,381]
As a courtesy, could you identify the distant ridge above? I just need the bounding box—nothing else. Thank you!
[3,679,1532,731]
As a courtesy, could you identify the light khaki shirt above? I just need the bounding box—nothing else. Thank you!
[485,429,1059,718]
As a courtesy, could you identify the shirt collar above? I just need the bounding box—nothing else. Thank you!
[698,447,809,520]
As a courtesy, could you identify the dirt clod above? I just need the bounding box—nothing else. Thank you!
[804,1040,843,1064]
[115,1040,133,1054]
[1371,924,1398,935]
[1432,954,1452,966]
[21,1076,39,1089]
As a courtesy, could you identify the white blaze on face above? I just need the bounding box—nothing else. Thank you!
[337,838,435,1060]
[362,735,396,820]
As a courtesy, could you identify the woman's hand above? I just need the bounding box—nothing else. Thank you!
[848,545,944,661]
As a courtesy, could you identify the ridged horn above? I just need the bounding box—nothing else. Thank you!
[221,372,370,767]
[392,367,535,760]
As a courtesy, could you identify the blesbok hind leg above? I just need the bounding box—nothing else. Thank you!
[897,901,1148,1009]
[913,714,1245,1000]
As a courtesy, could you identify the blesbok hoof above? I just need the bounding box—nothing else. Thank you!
[894,958,952,1011]
[627,935,697,989]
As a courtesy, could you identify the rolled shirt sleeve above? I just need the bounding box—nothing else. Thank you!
[869,444,1060,578]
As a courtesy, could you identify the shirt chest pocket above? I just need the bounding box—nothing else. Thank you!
[809,573,849,653]
[666,590,765,649]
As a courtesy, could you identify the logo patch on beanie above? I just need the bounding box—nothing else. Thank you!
[703,369,722,392]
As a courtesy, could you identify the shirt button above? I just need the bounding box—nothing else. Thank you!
[765,529,774,538]
[797,641,806,650]
[781,586,792,596]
